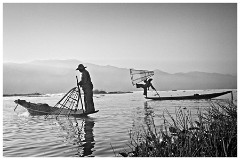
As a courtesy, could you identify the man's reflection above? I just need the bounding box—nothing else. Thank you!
[80,118,95,156]
[57,117,95,157]
[144,101,154,125]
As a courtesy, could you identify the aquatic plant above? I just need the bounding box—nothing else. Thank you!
[119,100,237,157]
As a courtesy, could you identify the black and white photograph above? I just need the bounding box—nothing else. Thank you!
[2,2,237,157]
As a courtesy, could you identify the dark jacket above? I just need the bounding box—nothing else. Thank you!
[79,70,93,91]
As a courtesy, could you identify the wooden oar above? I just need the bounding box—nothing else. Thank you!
[154,88,161,98]
[76,76,84,112]
[14,104,18,111]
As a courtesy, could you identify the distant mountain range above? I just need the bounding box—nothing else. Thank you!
[3,59,237,94]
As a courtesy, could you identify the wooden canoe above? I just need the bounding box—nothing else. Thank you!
[146,91,232,101]
[14,99,98,117]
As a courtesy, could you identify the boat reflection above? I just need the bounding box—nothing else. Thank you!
[56,116,95,157]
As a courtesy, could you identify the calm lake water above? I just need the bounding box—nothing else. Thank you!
[3,89,237,157]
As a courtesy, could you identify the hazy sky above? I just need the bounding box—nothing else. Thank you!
[3,3,237,75]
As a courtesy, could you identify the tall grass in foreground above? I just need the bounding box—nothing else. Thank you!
[119,100,237,157]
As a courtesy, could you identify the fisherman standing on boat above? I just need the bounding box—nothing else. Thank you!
[136,78,156,97]
[76,64,95,113]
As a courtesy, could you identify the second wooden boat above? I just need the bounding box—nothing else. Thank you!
[146,91,232,101]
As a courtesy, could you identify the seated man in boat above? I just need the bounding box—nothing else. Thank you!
[136,78,156,97]
[76,64,95,113]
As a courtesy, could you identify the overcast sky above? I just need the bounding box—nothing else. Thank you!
[3,3,237,75]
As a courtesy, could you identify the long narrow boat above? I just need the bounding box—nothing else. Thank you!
[14,99,99,118]
[146,91,232,101]
[14,77,99,118]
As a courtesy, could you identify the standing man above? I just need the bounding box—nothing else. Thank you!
[136,78,156,97]
[76,64,95,113]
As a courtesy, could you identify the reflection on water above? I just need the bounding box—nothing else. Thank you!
[55,117,95,157]
[81,118,95,156]
[143,101,154,126]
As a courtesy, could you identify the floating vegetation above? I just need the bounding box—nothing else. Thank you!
[119,100,237,157]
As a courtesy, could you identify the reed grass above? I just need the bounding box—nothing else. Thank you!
[119,100,237,157]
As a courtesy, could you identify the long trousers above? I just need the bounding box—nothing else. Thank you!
[83,89,95,112]
[136,83,147,97]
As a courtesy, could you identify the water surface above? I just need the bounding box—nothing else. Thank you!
[3,89,236,157]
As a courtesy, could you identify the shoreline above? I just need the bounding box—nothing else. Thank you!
[3,91,133,97]
[3,93,43,97]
